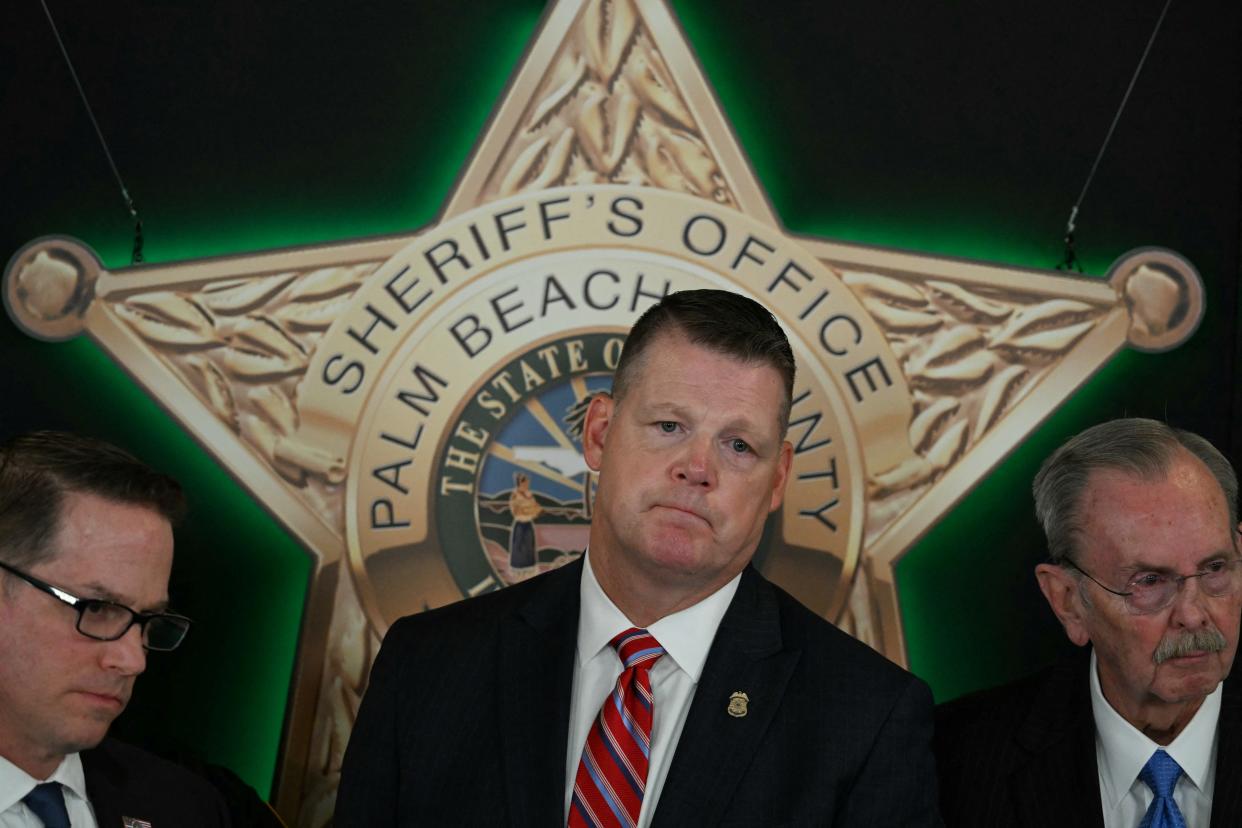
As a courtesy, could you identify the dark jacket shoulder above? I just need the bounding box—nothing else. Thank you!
[934,651,1099,828]
[83,737,231,827]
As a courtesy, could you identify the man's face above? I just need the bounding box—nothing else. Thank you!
[0,492,173,776]
[1064,452,1241,719]
[583,333,792,609]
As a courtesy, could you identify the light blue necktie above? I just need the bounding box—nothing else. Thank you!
[21,782,71,828]
[1138,750,1188,828]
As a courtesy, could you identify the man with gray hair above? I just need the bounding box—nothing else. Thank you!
[936,417,1242,827]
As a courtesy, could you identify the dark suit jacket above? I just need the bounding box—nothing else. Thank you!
[336,558,940,826]
[934,649,1242,828]
[82,738,230,827]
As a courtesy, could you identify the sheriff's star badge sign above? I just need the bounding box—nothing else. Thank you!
[1,0,1203,821]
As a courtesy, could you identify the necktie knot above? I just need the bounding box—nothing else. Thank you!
[22,782,71,828]
[1137,750,1187,828]
[610,627,664,670]
[1140,750,1183,799]
[570,628,665,827]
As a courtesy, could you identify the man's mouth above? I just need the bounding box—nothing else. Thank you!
[653,503,709,525]
[75,690,126,709]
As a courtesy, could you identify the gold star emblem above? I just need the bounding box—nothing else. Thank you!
[2,0,1203,820]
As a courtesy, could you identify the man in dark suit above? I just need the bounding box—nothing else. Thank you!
[0,431,228,826]
[936,419,1242,828]
[337,289,940,826]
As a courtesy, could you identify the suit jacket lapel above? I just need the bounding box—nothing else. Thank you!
[500,557,582,826]
[1210,677,1242,828]
[1010,650,1103,828]
[81,743,125,828]
[651,568,799,828]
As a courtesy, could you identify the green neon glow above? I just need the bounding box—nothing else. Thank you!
[899,352,1145,701]
[40,5,545,800]
[38,0,1192,775]
[41,339,309,793]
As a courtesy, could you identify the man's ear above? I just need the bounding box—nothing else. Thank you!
[1035,563,1091,647]
[582,393,615,472]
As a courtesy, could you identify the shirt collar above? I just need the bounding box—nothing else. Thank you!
[0,751,88,814]
[578,549,741,681]
[1091,649,1222,809]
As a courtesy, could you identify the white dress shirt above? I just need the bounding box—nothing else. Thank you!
[1092,650,1220,828]
[0,752,97,828]
[564,550,741,828]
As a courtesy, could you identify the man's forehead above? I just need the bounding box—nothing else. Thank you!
[41,493,174,602]
[1079,458,1233,559]
[1083,453,1225,507]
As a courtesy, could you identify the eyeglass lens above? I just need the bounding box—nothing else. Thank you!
[1126,563,1239,612]
[77,602,190,650]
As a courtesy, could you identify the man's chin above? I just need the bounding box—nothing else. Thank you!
[1155,660,1228,702]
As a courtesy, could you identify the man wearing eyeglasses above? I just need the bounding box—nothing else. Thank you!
[0,431,228,827]
[936,418,1242,827]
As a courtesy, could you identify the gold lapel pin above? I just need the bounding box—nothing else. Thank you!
[727,691,749,718]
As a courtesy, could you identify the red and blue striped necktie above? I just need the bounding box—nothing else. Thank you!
[569,628,665,828]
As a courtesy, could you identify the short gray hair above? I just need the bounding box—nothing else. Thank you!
[1032,418,1238,566]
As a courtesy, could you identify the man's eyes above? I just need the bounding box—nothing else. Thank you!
[1130,573,1165,589]
[652,422,753,454]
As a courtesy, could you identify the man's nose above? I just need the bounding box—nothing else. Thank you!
[1168,576,1211,628]
[101,622,148,676]
[674,435,716,488]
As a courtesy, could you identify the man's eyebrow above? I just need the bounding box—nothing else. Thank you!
[80,581,170,613]
[1120,550,1235,574]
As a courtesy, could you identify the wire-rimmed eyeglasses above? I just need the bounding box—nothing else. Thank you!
[1063,557,1242,615]
[0,559,191,650]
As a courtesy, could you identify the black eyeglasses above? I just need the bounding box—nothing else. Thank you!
[1063,557,1242,615]
[0,559,191,651]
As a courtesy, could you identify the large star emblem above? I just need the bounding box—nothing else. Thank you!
[2,0,1202,821]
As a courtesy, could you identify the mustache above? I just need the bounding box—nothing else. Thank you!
[1152,627,1228,664]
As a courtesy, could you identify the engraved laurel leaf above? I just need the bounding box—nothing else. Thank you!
[275,439,347,485]
[576,79,641,175]
[640,123,722,199]
[909,398,960,453]
[926,280,1012,323]
[908,325,984,374]
[199,272,297,316]
[243,414,307,485]
[528,54,587,130]
[991,319,1096,358]
[286,265,370,303]
[925,419,970,470]
[626,47,694,130]
[987,299,1096,354]
[499,127,576,196]
[115,293,219,350]
[910,349,996,392]
[584,0,637,85]
[185,356,238,432]
[869,456,937,499]
[251,385,298,436]
[864,299,943,334]
[842,272,929,307]
[222,316,307,380]
[276,293,354,332]
[975,364,1029,440]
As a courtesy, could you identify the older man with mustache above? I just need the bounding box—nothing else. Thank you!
[936,418,1242,828]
